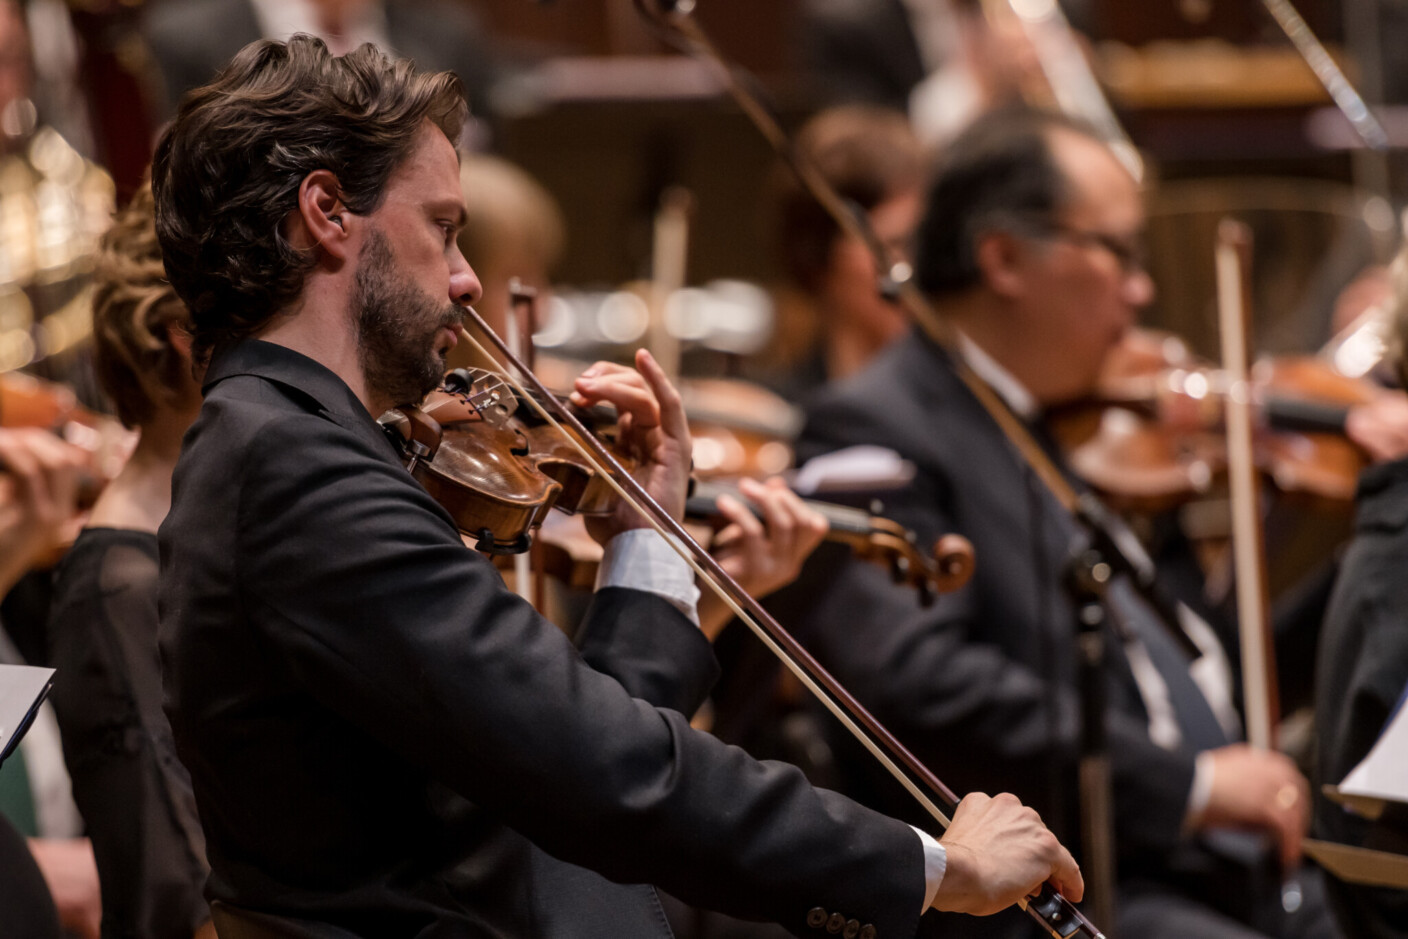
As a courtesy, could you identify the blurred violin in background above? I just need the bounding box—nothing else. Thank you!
[1048,328,1408,512]
[0,370,134,502]
[0,371,135,570]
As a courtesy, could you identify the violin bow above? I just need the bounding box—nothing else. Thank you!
[1213,221,1280,751]
[506,281,545,612]
[457,312,1099,939]
[1257,0,1389,153]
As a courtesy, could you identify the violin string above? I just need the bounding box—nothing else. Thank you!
[455,318,954,830]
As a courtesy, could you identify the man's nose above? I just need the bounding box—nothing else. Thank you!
[1124,268,1155,308]
[450,249,482,307]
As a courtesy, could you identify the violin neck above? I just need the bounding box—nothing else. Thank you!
[1263,396,1349,436]
[685,480,878,540]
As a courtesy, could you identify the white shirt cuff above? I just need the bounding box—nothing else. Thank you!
[595,528,701,628]
[910,826,948,912]
[1184,750,1216,831]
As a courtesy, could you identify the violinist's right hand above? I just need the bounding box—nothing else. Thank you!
[0,427,86,594]
[569,349,692,543]
[932,792,1083,916]
[1191,744,1309,872]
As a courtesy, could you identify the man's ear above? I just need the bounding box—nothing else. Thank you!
[974,230,1027,300]
[290,169,351,260]
[165,322,194,362]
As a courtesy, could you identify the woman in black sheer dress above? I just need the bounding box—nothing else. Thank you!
[46,184,212,939]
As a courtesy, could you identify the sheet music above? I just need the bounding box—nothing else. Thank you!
[0,663,55,764]
[1339,692,1408,805]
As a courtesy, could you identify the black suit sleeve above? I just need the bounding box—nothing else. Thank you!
[235,413,926,937]
[575,586,721,717]
[803,555,1194,866]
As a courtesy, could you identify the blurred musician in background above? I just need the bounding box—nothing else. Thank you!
[793,0,1061,146]
[0,425,97,938]
[452,153,565,345]
[142,0,498,133]
[1311,241,1408,939]
[0,429,84,600]
[44,181,213,939]
[759,105,925,406]
[793,107,1340,939]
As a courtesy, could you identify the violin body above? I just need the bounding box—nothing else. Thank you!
[0,370,135,507]
[380,370,561,555]
[1050,330,1380,511]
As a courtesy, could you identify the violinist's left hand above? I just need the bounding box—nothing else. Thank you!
[0,427,86,593]
[570,349,692,543]
[1345,391,1408,464]
[698,477,829,640]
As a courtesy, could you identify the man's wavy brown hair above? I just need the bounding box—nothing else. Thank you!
[91,182,190,428]
[150,35,466,364]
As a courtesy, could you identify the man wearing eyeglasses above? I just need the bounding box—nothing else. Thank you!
[792,108,1341,939]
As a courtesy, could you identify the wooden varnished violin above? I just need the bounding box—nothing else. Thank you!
[1047,328,1385,512]
[378,368,560,555]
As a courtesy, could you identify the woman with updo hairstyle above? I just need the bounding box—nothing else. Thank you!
[46,182,214,939]
[761,105,926,404]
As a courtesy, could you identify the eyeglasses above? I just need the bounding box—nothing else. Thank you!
[1033,224,1149,275]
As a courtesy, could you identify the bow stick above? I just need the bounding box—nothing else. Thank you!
[455,309,1101,939]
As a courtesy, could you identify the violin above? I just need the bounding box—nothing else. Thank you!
[1047,328,1381,512]
[0,370,134,506]
[380,367,975,601]
[378,368,561,555]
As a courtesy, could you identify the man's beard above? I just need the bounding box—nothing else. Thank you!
[353,229,463,406]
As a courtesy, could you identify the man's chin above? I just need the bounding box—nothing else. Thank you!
[420,354,447,396]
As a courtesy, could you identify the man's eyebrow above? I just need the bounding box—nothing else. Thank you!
[429,199,468,229]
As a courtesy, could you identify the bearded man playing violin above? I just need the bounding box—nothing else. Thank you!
[149,36,1081,939]
[795,108,1341,939]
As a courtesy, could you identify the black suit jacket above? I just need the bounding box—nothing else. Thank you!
[793,0,927,112]
[142,0,498,119]
[1312,458,1408,939]
[793,330,1242,937]
[159,339,926,938]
